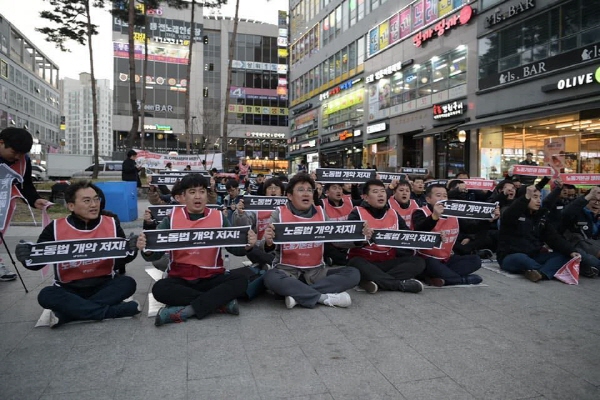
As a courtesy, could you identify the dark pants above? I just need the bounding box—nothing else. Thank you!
[422,254,481,285]
[347,256,425,290]
[38,275,137,322]
[453,231,498,255]
[499,252,569,279]
[324,243,349,265]
[152,273,247,319]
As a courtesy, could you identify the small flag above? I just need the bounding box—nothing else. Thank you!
[554,256,580,285]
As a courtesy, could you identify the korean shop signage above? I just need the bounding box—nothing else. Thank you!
[480,41,600,90]
[367,122,387,134]
[433,101,465,120]
[365,60,413,83]
[485,0,535,28]
[413,5,474,48]
[319,79,358,101]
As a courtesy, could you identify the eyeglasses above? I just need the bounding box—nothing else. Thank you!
[295,188,314,193]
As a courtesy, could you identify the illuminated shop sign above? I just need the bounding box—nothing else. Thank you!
[319,78,361,101]
[366,60,413,83]
[413,5,474,47]
[144,124,172,131]
[541,66,600,92]
[367,122,387,134]
[433,101,464,120]
[485,0,535,28]
[245,132,287,139]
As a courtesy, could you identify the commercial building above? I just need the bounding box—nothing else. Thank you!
[112,4,289,173]
[62,73,113,157]
[0,13,61,163]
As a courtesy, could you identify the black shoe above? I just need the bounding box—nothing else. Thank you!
[461,274,483,285]
[398,279,424,293]
[580,266,599,279]
[524,270,543,282]
[477,249,494,260]
[358,280,378,294]
[325,257,334,266]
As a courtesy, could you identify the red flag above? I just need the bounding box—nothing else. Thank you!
[554,256,580,285]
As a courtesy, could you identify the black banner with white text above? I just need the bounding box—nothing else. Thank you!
[372,230,442,249]
[23,238,133,266]
[242,196,288,211]
[440,200,497,220]
[272,221,365,244]
[143,226,250,251]
[315,168,377,184]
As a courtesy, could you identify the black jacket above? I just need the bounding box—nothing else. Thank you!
[560,196,599,240]
[122,158,141,187]
[497,195,574,262]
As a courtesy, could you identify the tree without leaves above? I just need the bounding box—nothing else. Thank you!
[38,0,106,179]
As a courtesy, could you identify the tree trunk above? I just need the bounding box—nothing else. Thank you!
[140,2,149,150]
[85,0,100,179]
[184,0,196,155]
[221,0,240,172]
[126,0,139,149]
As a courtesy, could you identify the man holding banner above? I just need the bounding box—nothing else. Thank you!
[1,127,52,282]
[497,185,581,282]
[412,184,484,286]
[137,174,256,326]
[260,173,361,309]
[387,180,420,228]
[15,181,139,328]
[346,179,425,294]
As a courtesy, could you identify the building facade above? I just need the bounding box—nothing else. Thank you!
[112,4,289,173]
[62,73,113,157]
[0,13,61,163]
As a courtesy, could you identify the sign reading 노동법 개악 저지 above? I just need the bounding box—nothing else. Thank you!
[143,226,251,251]
[461,179,496,191]
[559,174,600,186]
[440,200,498,220]
[315,168,377,184]
[241,196,288,211]
[22,238,133,266]
[512,165,554,177]
[377,172,408,184]
[372,229,442,249]
[272,221,365,244]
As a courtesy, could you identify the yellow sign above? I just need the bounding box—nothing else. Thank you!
[438,0,454,17]
[323,90,364,115]
[278,48,289,58]
[133,32,147,44]
[379,20,389,49]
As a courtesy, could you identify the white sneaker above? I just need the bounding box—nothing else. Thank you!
[323,292,351,308]
[285,296,297,309]
[0,263,17,281]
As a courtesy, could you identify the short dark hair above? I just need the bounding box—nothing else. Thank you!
[170,180,184,197]
[263,177,284,193]
[126,149,137,158]
[257,173,264,178]
[179,174,209,191]
[323,182,343,191]
[362,179,385,195]
[286,173,315,195]
[225,179,239,190]
[65,180,97,204]
[0,127,33,153]
[447,179,465,191]
[394,180,412,191]
[526,152,533,156]
[425,183,447,197]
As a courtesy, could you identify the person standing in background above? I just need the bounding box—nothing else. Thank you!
[122,149,142,188]
[518,152,537,186]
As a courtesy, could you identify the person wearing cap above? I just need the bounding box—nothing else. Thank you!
[122,149,142,187]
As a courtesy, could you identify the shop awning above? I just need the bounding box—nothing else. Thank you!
[413,122,463,138]
[365,137,387,145]
[457,96,600,131]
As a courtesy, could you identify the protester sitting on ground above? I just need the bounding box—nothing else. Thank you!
[488,179,517,212]
[222,179,245,224]
[137,174,257,326]
[497,185,580,282]
[559,186,600,278]
[252,173,266,196]
[412,184,484,286]
[260,173,361,309]
[0,127,52,281]
[16,180,139,328]
[387,179,421,228]
[410,177,427,206]
[542,179,577,229]
[346,179,425,293]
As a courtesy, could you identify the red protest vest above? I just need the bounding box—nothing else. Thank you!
[169,206,225,280]
[388,198,419,229]
[279,205,324,268]
[416,206,459,262]
[348,206,399,262]
[322,198,353,221]
[54,216,117,283]
[256,210,272,240]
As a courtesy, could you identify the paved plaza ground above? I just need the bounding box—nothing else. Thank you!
[1,200,599,399]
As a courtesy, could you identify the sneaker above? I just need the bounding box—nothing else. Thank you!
[477,249,494,260]
[461,274,483,285]
[285,296,297,309]
[580,266,599,279]
[359,280,378,294]
[217,299,239,315]
[323,292,352,308]
[154,306,187,326]
[524,269,543,283]
[398,279,424,293]
[0,264,17,281]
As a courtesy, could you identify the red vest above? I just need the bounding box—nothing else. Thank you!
[416,206,459,262]
[388,198,419,229]
[322,198,353,221]
[54,216,117,283]
[169,207,225,280]
[279,205,324,268]
[348,206,399,262]
[256,210,272,240]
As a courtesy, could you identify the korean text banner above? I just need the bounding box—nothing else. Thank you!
[242,196,288,211]
[441,200,497,220]
[377,172,408,184]
[23,238,133,266]
[316,168,377,184]
[272,221,365,244]
[372,229,441,249]
[148,205,185,220]
[144,226,250,251]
